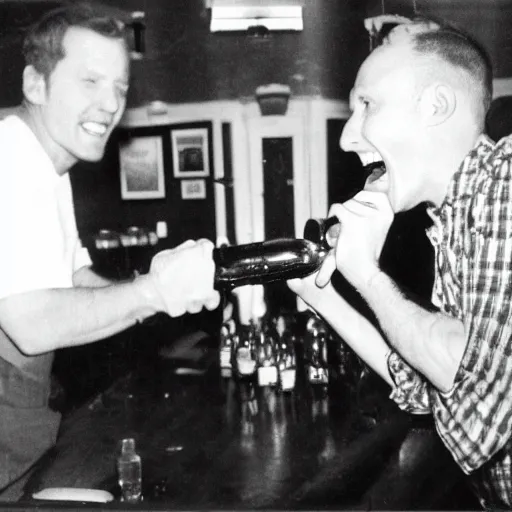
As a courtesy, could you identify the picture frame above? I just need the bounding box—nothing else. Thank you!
[171,128,210,178]
[181,179,207,200]
[119,135,165,200]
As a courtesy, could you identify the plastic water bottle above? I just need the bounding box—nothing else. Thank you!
[117,438,142,502]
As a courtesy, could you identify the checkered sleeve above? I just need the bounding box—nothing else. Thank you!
[432,139,512,474]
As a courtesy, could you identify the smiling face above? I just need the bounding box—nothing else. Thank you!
[340,43,435,212]
[30,26,129,171]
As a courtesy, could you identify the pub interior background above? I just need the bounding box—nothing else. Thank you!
[1,0,512,508]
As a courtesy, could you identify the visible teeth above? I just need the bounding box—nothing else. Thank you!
[359,152,383,167]
[81,122,107,136]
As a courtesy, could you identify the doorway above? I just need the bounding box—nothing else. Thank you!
[248,116,308,317]
[262,136,296,315]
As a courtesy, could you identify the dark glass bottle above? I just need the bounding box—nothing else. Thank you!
[277,331,297,392]
[256,322,279,388]
[232,323,258,403]
[93,229,125,280]
[219,322,235,379]
[213,238,329,290]
[305,330,329,387]
[303,217,340,249]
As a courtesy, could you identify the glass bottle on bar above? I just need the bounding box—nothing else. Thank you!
[278,330,297,393]
[117,438,142,503]
[219,322,234,379]
[306,331,329,386]
[304,317,330,396]
[256,320,279,388]
[233,323,258,404]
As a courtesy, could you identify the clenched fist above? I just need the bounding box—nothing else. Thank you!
[149,239,221,317]
[316,191,394,292]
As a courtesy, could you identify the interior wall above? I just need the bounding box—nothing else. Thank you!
[108,97,351,246]
[0,0,368,109]
[69,101,246,252]
[365,0,512,79]
[71,121,219,257]
[2,0,512,111]
[0,1,62,107]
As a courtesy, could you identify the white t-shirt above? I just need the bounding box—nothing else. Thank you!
[0,115,91,379]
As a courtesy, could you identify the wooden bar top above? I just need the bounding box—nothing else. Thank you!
[19,337,476,510]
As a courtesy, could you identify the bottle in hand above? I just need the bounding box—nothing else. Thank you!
[214,238,329,290]
[117,438,142,502]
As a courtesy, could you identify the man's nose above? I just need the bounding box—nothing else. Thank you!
[339,114,361,152]
[99,86,122,114]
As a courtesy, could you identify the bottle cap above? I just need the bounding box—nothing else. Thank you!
[303,217,340,248]
[121,438,136,454]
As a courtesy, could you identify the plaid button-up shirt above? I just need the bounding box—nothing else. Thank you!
[387,134,512,508]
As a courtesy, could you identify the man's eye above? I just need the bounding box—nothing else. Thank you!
[84,78,97,85]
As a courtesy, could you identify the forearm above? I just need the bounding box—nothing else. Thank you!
[73,265,116,288]
[0,274,162,355]
[362,270,466,392]
[308,286,394,386]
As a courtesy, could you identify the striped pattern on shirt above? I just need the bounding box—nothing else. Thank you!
[387,134,512,508]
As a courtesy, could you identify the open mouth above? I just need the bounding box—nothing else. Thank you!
[364,160,386,184]
[81,121,109,137]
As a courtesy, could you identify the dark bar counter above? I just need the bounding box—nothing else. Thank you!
[16,327,478,511]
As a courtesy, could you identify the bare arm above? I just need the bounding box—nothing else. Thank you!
[359,270,465,392]
[318,192,466,393]
[288,275,393,386]
[0,274,160,355]
[0,239,220,356]
[73,265,116,288]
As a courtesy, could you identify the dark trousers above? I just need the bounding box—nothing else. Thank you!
[0,357,60,500]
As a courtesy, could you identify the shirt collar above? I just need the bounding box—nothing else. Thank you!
[427,134,494,221]
[10,115,62,185]
[425,134,495,244]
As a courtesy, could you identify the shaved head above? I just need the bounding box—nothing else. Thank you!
[385,20,493,129]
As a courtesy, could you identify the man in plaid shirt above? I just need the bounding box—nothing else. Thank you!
[289,18,512,509]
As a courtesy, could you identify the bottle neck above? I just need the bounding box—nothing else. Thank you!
[121,438,136,456]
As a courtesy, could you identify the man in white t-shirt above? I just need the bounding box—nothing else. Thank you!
[0,3,220,498]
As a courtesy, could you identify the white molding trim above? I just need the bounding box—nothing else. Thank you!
[246,100,309,241]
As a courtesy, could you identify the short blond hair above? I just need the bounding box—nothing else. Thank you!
[23,2,128,82]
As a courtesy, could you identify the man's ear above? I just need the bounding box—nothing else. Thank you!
[22,65,47,105]
[419,83,456,126]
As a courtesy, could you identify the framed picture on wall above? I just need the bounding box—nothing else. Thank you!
[181,179,206,200]
[171,128,210,178]
[119,135,165,199]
